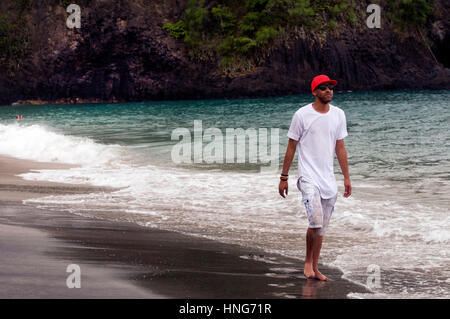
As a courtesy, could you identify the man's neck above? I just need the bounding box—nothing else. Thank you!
[312,100,330,114]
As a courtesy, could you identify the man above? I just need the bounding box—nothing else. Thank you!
[278,74,351,281]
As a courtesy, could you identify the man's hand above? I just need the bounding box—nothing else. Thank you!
[344,178,352,198]
[279,139,298,198]
[336,139,351,198]
[279,180,288,198]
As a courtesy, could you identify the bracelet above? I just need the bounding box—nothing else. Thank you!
[281,174,289,177]
[280,177,288,181]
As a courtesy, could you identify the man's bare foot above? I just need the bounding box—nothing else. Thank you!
[304,263,316,279]
[313,269,331,281]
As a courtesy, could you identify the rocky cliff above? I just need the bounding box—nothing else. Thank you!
[0,0,449,106]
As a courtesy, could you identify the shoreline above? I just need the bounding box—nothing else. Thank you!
[3,89,450,108]
[0,155,370,298]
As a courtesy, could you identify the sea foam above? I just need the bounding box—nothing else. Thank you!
[0,123,121,165]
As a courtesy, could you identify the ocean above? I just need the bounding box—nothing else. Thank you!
[0,90,449,298]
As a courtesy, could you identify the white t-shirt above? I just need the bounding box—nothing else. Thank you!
[287,103,348,199]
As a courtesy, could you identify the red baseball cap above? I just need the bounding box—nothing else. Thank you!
[311,75,338,93]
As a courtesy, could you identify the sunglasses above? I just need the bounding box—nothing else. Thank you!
[317,84,335,91]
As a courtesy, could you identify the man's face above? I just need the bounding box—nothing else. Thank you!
[313,82,334,103]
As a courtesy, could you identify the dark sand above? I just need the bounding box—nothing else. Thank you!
[0,156,369,298]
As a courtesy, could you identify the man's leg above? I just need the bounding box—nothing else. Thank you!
[304,228,316,278]
[300,179,329,280]
[311,231,330,281]
[304,227,329,280]
[311,195,337,281]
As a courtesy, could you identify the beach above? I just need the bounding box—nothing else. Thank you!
[0,155,368,298]
[0,92,449,298]
[1,0,449,300]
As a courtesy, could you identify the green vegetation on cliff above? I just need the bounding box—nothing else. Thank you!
[387,0,432,30]
[163,0,434,75]
[0,0,31,73]
[0,0,437,77]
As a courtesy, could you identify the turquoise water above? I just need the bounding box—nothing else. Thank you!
[1,91,449,180]
[0,90,449,298]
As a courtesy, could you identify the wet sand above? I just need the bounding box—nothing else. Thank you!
[0,155,370,298]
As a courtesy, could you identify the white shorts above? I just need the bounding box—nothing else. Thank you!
[297,177,337,236]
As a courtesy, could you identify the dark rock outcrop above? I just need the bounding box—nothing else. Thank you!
[0,0,449,106]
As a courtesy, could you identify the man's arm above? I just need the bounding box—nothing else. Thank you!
[279,138,298,198]
[335,139,351,197]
